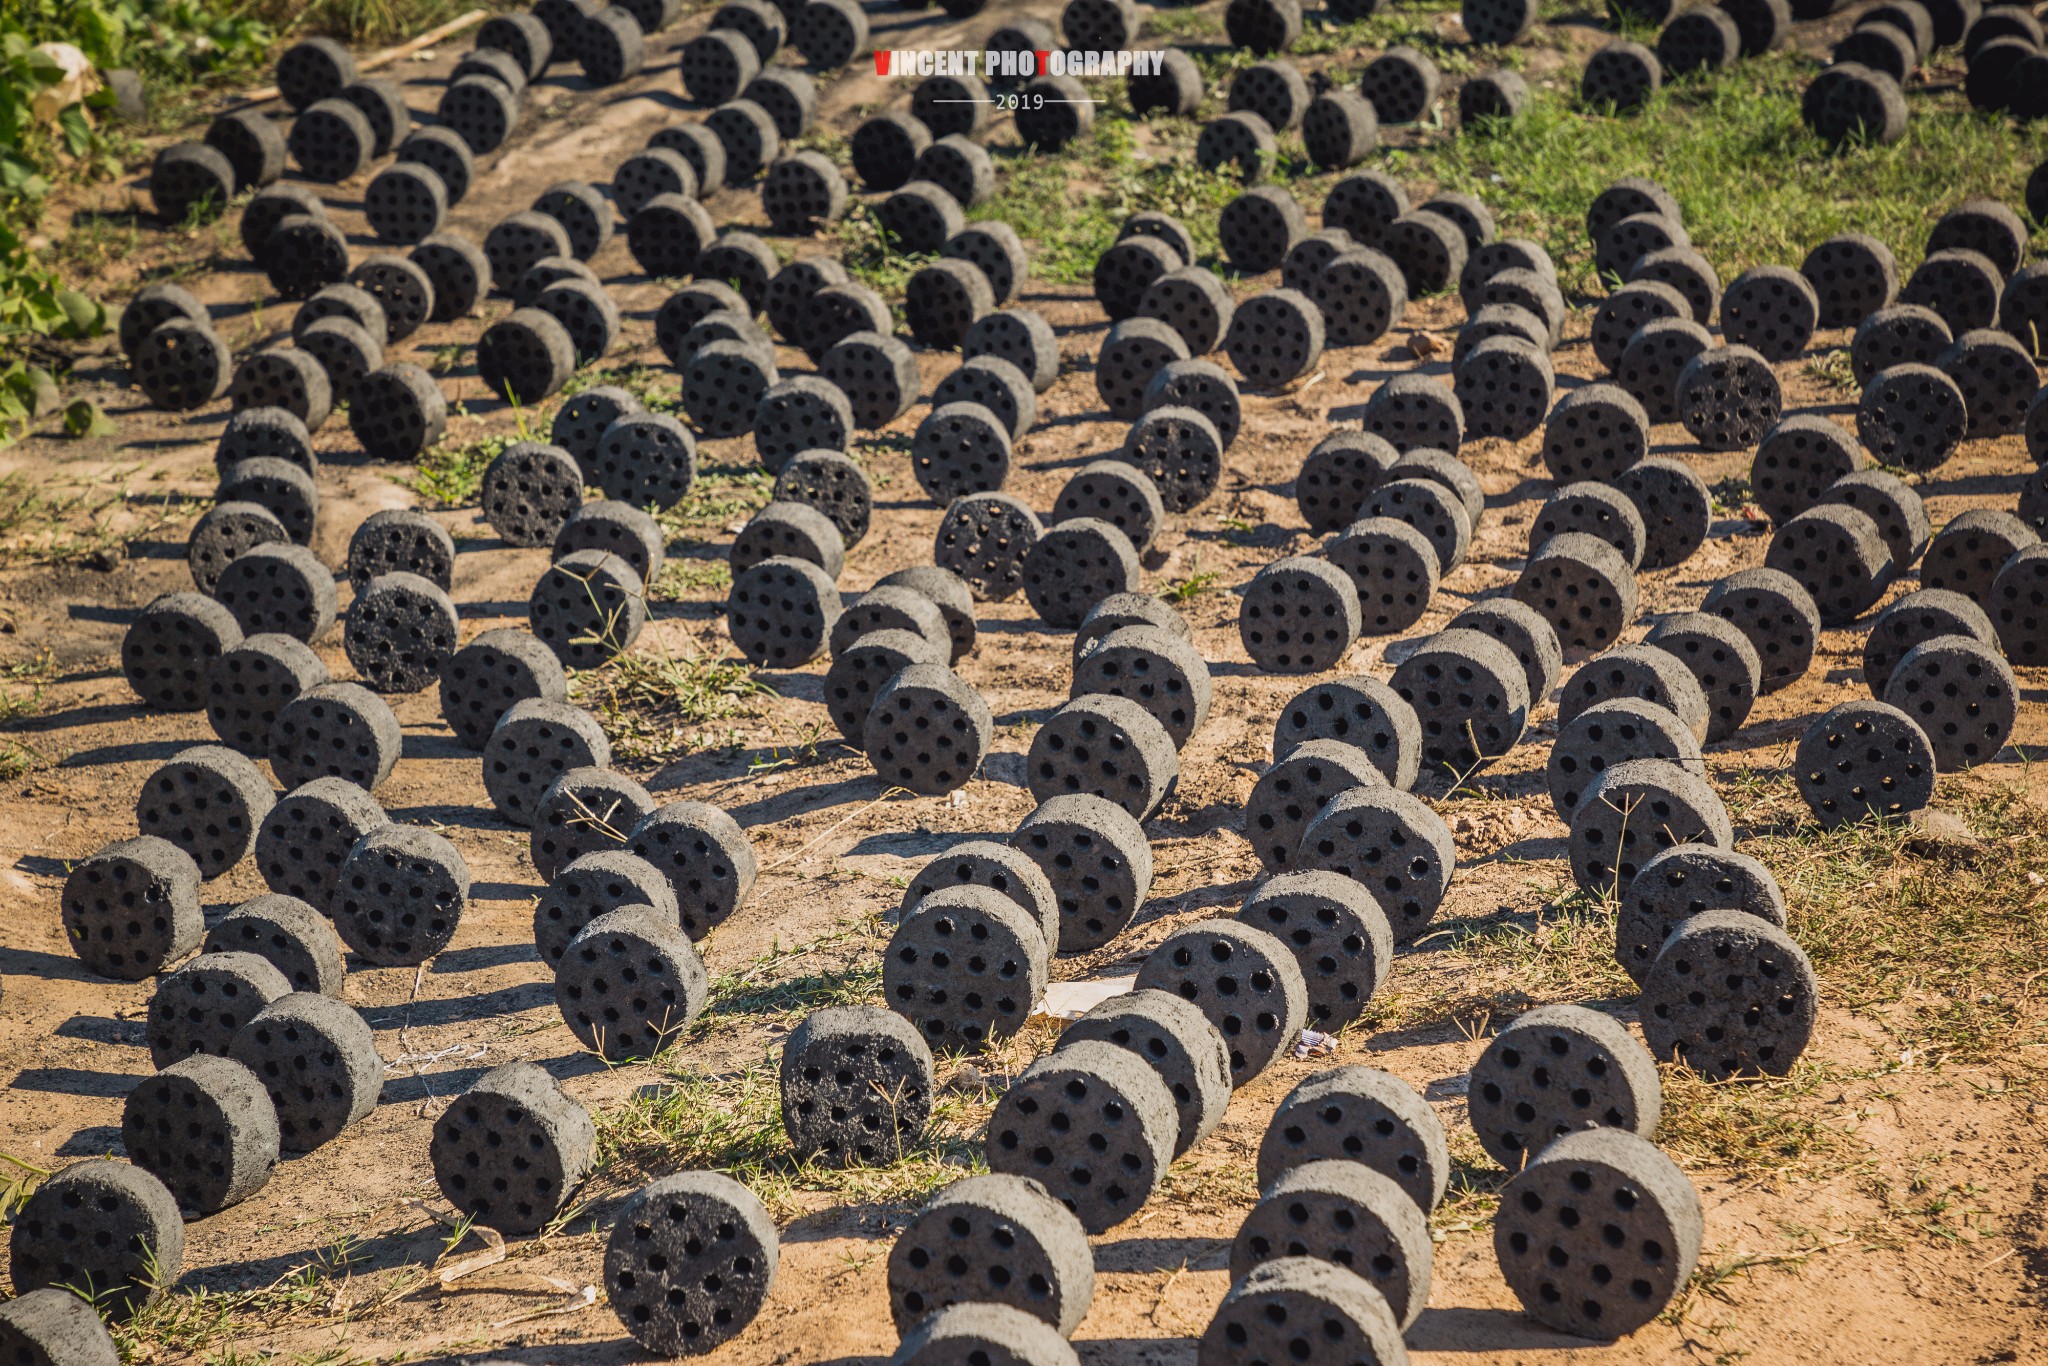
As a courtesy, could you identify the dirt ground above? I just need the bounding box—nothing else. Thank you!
[3,1,2047,1363]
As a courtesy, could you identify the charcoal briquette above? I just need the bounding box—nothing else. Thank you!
[485,208,567,287]
[1616,843,1786,987]
[1459,68,1532,124]
[1835,15,1917,76]
[1800,231,1898,328]
[1325,516,1439,635]
[1764,502,1892,624]
[1720,264,1819,362]
[62,836,203,981]
[820,330,919,429]
[1238,869,1393,1032]
[1541,383,1651,484]
[1614,455,1711,571]
[120,283,210,361]
[577,6,646,86]
[681,28,758,105]
[553,387,646,481]
[7,1161,183,1322]
[1295,431,1397,533]
[557,904,709,1057]
[772,450,871,552]
[938,225,1028,313]
[1582,39,1662,110]
[1750,414,1864,526]
[1901,248,2003,334]
[1229,1165,1430,1333]
[1215,185,1306,277]
[1627,247,1721,329]
[865,664,993,795]
[1938,327,2037,436]
[1922,509,2037,613]
[529,549,646,667]
[342,571,457,696]
[146,950,290,1066]
[256,776,386,911]
[1380,209,1468,299]
[437,74,519,154]
[1143,356,1241,452]
[286,97,372,182]
[1816,468,1928,575]
[1361,373,1464,453]
[1116,409,1220,518]
[1657,3,1742,72]
[135,742,274,881]
[122,1054,279,1219]
[905,259,992,350]
[985,1040,1175,1232]
[343,511,451,598]
[1595,210,1688,286]
[1864,589,1997,698]
[484,698,610,826]
[429,1061,595,1236]
[1532,482,1646,573]
[1494,1129,1702,1338]
[294,316,381,403]
[533,276,621,365]
[1546,697,1704,825]
[1260,1064,1446,1210]
[886,885,1047,1053]
[133,318,232,412]
[1512,532,1638,653]
[353,361,450,462]
[1296,784,1453,943]
[1882,633,2017,770]
[850,110,929,192]
[410,233,489,323]
[334,67,423,147]
[1395,448,1485,525]
[1072,624,1210,749]
[911,69,987,139]
[626,798,759,941]
[534,848,676,967]
[229,991,381,1150]
[1011,792,1151,953]
[1322,171,1408,251]
[1020,518,1139,631]
[935,493,1042,602]
[1095,234,1180,323]
[732,500,844,581]
[1614,316,1710,424]
[1850,304,1951,389]
[1129,45,1204,115]
[875,566,977,663]
[1360,44,1440,125]
[1590,280,1687,372]
[212,454,313,544]
[150,141,236,226]
[1025,692,1177,821]
[331,823,468,965]
[604,1171,775,1355]
[1060,992,1229,1161]
[832,587,947,664]
[188,503,286,597]
[1224,286,1324,389]
[1308,247,1408,349]
[1568,757,1731,895]
[626,192,716,278]
[205,893,343,996]
[205,633,326,760]
[226,347,328,433]
[773,1004,937,1168]
[1469,1002,1661,1176]
[1196,110,1279,184]
[960,312,1058,400]
[454,41,531,94]
[698,235,779,318]
[1054,462,1164,552]
[589,413,698,511]
[1241,558,1360,675]
[1302,89,1379,170]
[1135,918,1306,1085]
[1700,566,1820,694]
[1453,303,1546,366]
[931,356,1036,443]
[212,543,336,644]
[1643,612,1760,744]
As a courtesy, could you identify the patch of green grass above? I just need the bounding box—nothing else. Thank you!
[831,201,934,298]
[1745,781,2048,1064]
[648,557,731,600]
[657,463,773,533]
[594,1057,992,1218]
[1162,565,1221,604]
[574,647,773,764]
[560,361,683,415]
[1655,1062,1860,1181]
[974,118,1243,284]
[406,433,510,506]
[1142,8,1222,41]
[1381,52,2046,296]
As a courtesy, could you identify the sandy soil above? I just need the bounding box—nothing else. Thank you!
[2,2,2046,1363]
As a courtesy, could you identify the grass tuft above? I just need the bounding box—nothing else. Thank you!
[406,433,510,507]
[573,648,774,764]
